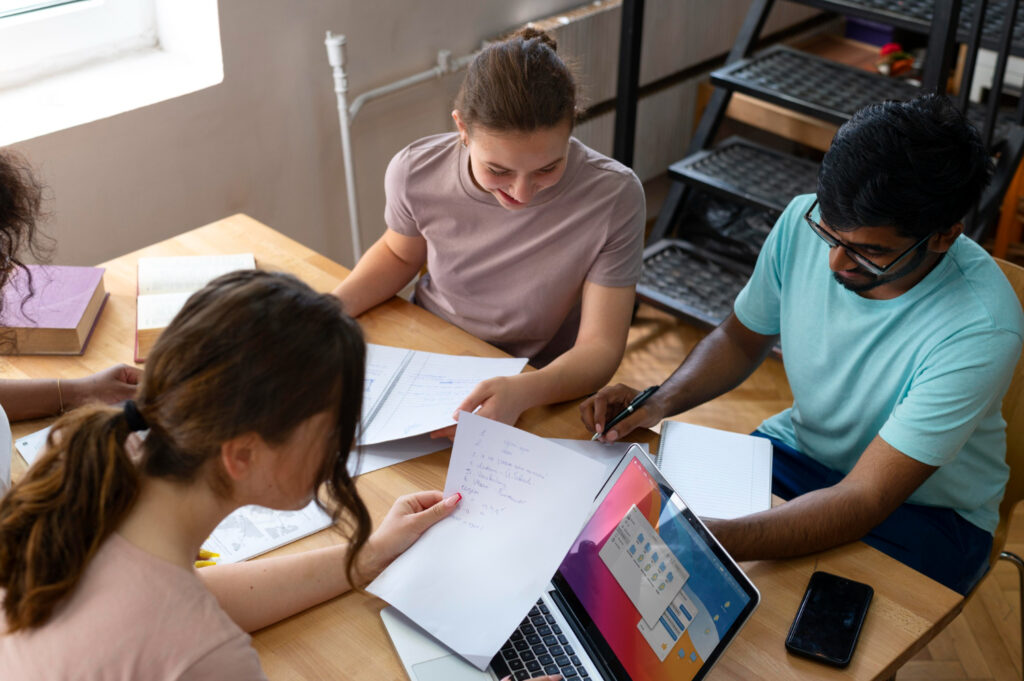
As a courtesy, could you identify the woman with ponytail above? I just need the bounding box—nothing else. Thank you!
[0,269,461,678]
[333,27,645,439]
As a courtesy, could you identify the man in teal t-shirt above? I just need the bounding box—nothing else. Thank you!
[581,94,1024,594]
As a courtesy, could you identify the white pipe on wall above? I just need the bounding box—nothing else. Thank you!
[324,32,363,261]
[325,31,478,262]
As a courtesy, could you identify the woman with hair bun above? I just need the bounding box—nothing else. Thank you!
[334,27,645,437]
[0,269,465,678]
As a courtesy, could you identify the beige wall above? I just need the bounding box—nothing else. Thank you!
[11,0,817,269]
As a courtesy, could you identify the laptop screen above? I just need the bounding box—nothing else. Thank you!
[553,455,758,681]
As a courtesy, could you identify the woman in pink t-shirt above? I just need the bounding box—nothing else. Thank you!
[334,28,645,437]
[0,271,483,679]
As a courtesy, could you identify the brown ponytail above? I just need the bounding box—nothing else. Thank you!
[0,270,371,631]
[0,407,138,631]
[454,26,580,133]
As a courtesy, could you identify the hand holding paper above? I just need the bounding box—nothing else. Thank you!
[360,345,528,445]
[368,411,608,669]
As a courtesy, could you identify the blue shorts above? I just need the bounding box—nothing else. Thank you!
[756,431,992,595]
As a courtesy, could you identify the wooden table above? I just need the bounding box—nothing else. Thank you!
[2,215,963,681]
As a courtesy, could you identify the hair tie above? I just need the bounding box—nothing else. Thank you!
[123,400,149,432]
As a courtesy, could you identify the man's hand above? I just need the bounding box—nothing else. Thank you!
[579,383,663,442]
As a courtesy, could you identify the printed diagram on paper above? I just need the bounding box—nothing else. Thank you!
[202,501,333,563]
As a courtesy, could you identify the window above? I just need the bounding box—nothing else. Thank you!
[0,1,84,19]
[0,0,222,145]
[0,0,157,89]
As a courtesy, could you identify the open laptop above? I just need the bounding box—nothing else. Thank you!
[382,446,760,681]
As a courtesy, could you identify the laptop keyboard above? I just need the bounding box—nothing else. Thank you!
[498,599,590,680]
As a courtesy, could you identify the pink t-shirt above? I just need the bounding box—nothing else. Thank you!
[385,133,645,366]
[0,533,266,680]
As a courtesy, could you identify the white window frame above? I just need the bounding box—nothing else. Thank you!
[0,0,157,89]
[0,0,222,145]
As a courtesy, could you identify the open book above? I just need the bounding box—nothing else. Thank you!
[655,421,772,519]
[360,344,528,445]
[0,265,107,355]
[135,253,255,361]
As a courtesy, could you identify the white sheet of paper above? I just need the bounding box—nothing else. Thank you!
[361,343,412,425]
[14,425,51,466]
[367,412,608,670]
[359,344,528,445]
[347,436,637,480]
[549,438,649,474]
[202,500,333,563]
[349,433,448,477]
[656,421,773,520]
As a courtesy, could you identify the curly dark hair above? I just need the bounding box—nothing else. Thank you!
[0,150,51,312]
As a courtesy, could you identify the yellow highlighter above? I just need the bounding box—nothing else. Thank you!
[194,548,220,569]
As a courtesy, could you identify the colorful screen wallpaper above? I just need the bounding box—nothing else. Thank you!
[558,457,750,680]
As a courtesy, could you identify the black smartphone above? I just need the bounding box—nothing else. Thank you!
[785,571,873,667]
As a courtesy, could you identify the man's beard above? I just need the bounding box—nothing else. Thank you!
[832,243,931,293]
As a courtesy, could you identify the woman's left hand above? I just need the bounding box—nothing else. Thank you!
[429,375,529,440]
[360,491,461,581]
[64,363,142,409]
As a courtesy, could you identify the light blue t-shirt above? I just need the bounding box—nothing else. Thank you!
[734,194,1024,533]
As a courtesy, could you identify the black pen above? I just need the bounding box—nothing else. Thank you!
[592,385,660,441]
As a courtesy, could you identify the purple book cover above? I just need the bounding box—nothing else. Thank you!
[0,264,105,329]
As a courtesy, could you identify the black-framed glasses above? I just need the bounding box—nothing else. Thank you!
[803,199,936,276]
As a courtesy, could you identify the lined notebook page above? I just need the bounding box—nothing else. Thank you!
[656,421,772,520]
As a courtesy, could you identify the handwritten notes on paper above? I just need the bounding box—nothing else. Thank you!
[360,344,528,446]
[447,431,546,533]
[367,411,608,670]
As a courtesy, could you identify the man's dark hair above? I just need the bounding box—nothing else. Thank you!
[817,94,993,239]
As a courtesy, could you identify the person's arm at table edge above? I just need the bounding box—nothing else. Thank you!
[580,313,777,441]
[704,435,937,561]
[513,281,636,406]
[332,229,427,318]
[0,364,141,421]
[199,491,460,633]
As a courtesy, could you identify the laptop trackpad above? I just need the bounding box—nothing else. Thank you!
[412,655,493,681]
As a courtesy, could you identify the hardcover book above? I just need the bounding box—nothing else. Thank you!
[0,264,107,355]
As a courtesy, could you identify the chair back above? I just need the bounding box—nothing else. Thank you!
[990,258,1024,566]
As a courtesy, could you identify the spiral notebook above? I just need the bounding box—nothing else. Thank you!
[655,421,772,520]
